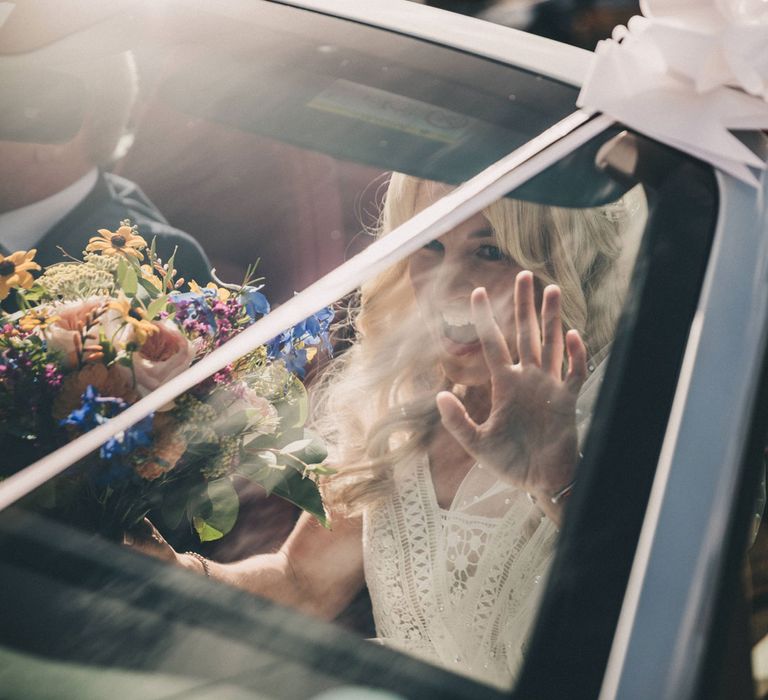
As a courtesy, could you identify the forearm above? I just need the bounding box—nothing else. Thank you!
[179,513,365,621]
[180,551,333,618]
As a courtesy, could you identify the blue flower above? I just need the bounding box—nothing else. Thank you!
[266,305,334,376]
[240,287,270,322]
[62,385,154,462]
[101,413,154,459]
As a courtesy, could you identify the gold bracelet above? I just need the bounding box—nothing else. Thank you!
[184,551,211,577]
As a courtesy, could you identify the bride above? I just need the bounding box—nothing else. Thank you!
[134,173,644,690]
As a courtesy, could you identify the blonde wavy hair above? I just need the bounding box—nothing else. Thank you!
[312,174,646,514]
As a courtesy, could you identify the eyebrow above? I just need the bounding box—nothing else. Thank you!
[468,227,494,239]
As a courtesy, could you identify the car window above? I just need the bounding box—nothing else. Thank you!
[0,3,719,698]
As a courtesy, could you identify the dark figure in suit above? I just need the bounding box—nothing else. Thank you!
[32,171,212,286]
[0,49,211,287]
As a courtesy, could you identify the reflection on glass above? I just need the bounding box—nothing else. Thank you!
[117,176,647,691]
[0,2,649,695]
[305,176,647,688]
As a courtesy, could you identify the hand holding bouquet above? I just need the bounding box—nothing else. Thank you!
[0,221,333,542]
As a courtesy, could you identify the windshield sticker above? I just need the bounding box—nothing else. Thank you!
[308,78,474,144]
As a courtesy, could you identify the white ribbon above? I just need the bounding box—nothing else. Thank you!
[0,110,613,513]
[577,0,768,187]
[0,2,14,29]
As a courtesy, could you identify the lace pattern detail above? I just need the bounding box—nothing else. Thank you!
[363,454,557,689]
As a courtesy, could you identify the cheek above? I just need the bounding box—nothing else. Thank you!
[408,259,435,309]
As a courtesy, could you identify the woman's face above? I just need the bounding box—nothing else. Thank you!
[408,206,524,387]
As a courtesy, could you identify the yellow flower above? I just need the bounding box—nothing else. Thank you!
[140,264,163,291]
[19,309,59,332]
[188,280,230,301]
[0,249,41,300]
[86,224,147,259]
[109,294,157,345]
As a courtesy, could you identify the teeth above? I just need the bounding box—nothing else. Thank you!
[441,310,472,327]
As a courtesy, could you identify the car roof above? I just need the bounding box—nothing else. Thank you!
[0,0,593,88]
[276,0,592,86]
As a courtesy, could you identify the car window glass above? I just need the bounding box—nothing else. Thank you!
[0,2,666,697]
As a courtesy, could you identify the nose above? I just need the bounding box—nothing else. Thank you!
[432,255,476,301]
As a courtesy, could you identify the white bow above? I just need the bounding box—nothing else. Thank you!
[577,0,768,187]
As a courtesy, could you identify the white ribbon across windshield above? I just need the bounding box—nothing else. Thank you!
[0,110,613,512]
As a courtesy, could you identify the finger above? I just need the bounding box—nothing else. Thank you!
[515,271,542,366]
[471,287,513,373]
[124,518,176,562]
[436,391,480,454]
[564,329,588,394]
[540,285,564,377]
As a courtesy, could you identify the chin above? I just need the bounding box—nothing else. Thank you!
[440,357,489,387]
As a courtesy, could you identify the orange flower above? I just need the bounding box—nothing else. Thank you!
[19,308,59,332]
[139,265,163,292]
[86,224,147,259]
[0,249,41,300]
[134,414,187,480]
[189,280,230,301]
[53,363,139,421]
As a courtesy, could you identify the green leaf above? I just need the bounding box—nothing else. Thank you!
[116,258,129,287]
[137,276,162,299]
[146,294,169,321]
[270,471,328,527]
[161,484,189,530]
[281,434,328,465]
[238,451,284,495]
[187,478,240,542]
[192,517,224,543]
[119,262,138,297]
[238,453,327,527]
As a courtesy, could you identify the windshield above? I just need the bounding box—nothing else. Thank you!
[0,2,696,699]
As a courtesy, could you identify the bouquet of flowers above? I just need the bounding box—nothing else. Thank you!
[0,221,334,542]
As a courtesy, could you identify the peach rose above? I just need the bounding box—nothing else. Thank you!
[44,298,125,369]
[132,319,194,395]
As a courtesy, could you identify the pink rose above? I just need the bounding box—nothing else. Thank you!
[132,319,194,395]
[44,298,122,369]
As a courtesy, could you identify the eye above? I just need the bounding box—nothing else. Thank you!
[476,244,506,262]
[421,239,444,253]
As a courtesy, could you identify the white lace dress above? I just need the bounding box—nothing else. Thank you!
[363,454,558,690]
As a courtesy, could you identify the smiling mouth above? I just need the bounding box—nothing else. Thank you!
[440,311,479,345]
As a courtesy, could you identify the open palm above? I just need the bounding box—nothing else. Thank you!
[436,272,587,498]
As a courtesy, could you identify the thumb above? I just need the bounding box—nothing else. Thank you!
[436,391,480,454]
